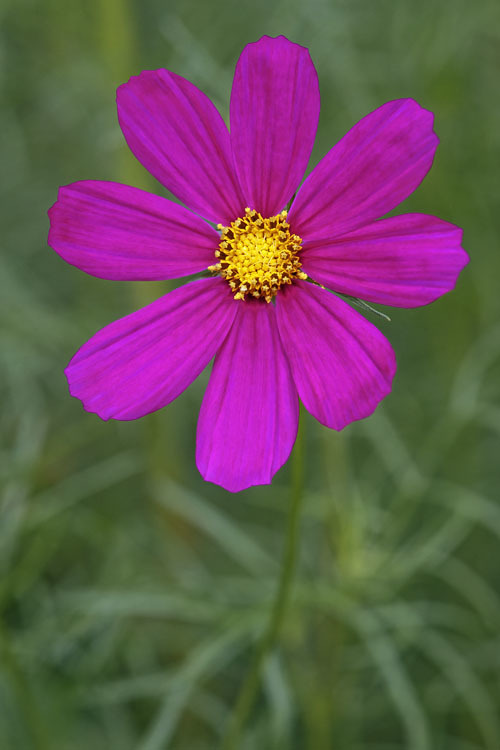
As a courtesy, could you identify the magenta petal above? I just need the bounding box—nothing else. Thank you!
[276,282,396,430]
[48,181,219,280]
[230,35,320,218]
[289,99,439,241]
[302,214,469,308]
[66,278,236,421]
[117,70,245,224]
[196,302,299,492]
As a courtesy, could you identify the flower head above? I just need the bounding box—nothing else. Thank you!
[48,36,468,492]
[211,208,306,303]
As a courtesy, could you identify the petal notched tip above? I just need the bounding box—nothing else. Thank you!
[242,34,314,56]
[197,466,276,495]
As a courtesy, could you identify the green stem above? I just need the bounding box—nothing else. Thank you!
[220,422,305,750]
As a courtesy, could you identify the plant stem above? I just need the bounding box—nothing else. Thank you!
[220,421,305,750]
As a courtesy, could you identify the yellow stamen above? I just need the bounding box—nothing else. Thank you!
[210,209,306,302]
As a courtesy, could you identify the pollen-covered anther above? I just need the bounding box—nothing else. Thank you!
[211,209,306,302]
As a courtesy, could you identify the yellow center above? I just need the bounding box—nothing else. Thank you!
[208,208,307,302]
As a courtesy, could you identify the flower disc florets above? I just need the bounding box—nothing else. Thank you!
[209,207,307,302]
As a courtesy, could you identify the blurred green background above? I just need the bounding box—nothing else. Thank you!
[1,0,500,748]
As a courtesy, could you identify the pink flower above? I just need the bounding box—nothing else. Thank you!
[48,35,468,492]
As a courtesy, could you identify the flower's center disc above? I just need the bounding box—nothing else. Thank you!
[209,208,306,302]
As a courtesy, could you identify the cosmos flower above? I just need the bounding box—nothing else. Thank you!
[48,35,468,492]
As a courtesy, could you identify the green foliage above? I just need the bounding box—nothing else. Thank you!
[1,0,499,747]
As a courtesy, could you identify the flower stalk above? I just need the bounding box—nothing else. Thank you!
[221,418,304,750]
